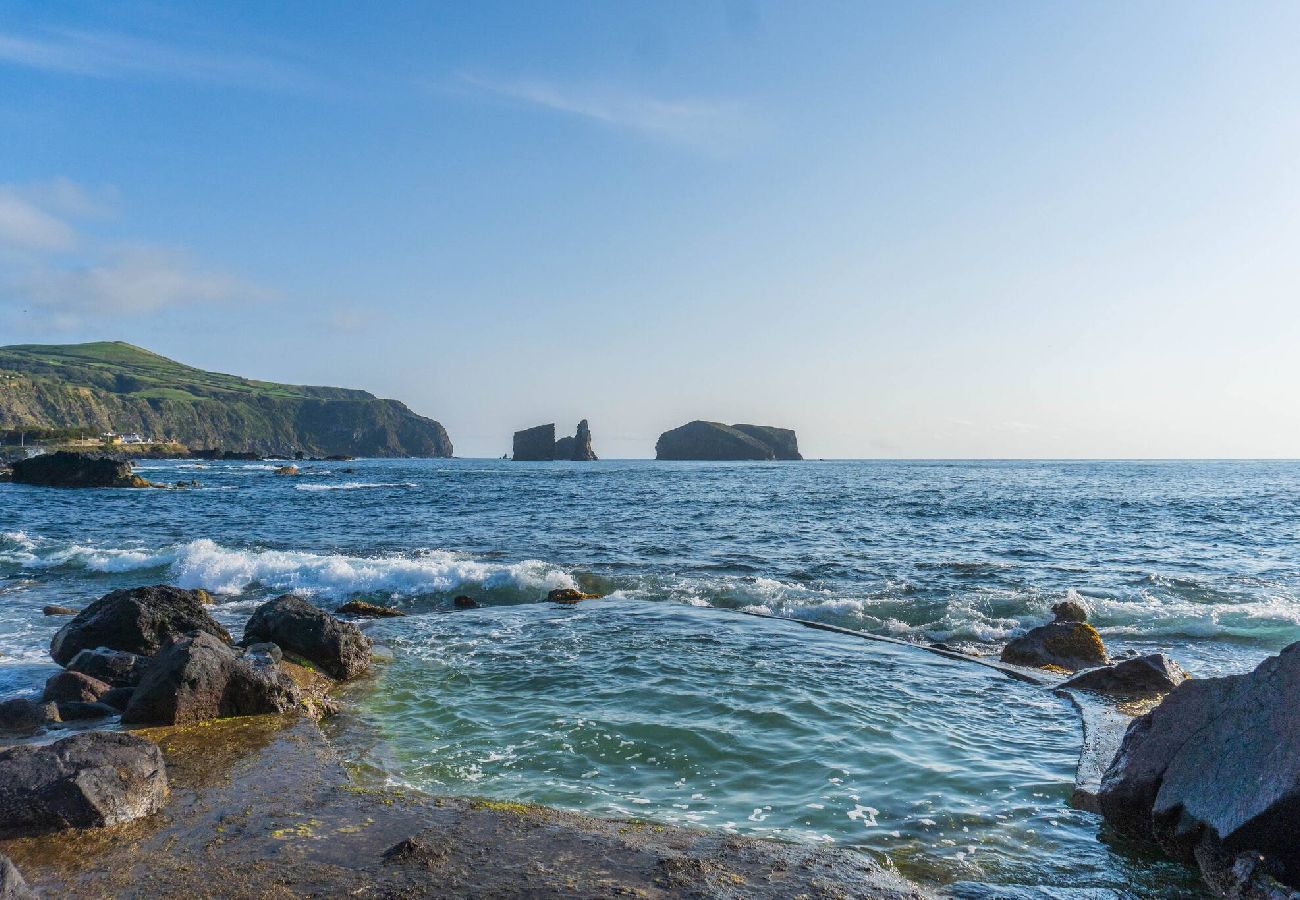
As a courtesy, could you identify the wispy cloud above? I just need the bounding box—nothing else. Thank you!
[457,73,758,152]
[0,179,274,328]
[0,27,315,91]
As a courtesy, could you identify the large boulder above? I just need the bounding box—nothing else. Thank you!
[1000,621,1108,672]
[1060,653,1188,699]
[243,595,371,680]
[66,646,152,687]
[655,421,802,461]
[512,424,556,461]
[10,451,150,488]
[42,670,111,705]
[1099,642,1300,888]
[50,584,231,666]
[0,697,60,734]
[0,854,36,900]
[121,632,301,726]
[0,731,167,829]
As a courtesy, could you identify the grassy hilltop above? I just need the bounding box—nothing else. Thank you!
[0,341,452,457]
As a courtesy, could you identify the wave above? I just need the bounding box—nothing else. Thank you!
[295,482,418,492]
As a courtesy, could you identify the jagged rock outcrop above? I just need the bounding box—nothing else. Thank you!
[1099,641,1300,890]
[122,633,301,726]
[0,731,168,829]
[66,647,151,687]
[0,341,452,458]
[655,421,802,461]
[50,584,231,666]
[10,451,150,488]
[1061,653,1188,699]
[242,595,372,680]
[554,419,598,460]
[513,423,556,461]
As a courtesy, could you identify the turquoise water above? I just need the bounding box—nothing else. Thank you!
[4,458,1298,893]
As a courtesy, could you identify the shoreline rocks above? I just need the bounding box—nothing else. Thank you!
[1099,641,1300,890]
[243,594,372,680]
[50,584,231,666]
[10,452,150,488]
[66,647,151,687]
[0,854,35,899]
[655,421,803,461]
[0,732,167,830]
[1060,653,1188,699]
[1000,602,1109,672]
[335,599,405,618]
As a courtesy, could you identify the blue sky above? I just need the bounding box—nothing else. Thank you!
[1,1,1297,458]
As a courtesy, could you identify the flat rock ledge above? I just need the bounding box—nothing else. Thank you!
[0,716,928,899]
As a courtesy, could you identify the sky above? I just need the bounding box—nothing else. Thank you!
[1,1,1298,459]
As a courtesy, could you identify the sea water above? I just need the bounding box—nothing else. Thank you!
[4,459,1298,894]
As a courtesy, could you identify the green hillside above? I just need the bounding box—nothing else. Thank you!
[0,341,453,457]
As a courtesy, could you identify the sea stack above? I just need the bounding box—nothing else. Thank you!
[554,420,598,461]
[513,424,556,461]
[655,421,802,461]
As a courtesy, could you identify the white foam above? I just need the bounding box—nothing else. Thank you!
[295,482,418,492]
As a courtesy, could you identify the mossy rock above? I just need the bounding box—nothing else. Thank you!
[1000,621,1108,672]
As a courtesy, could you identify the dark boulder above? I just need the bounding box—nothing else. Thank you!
[42,605,78,616]
[66,646,151,687]
[98,686,135,712]
[453,595,480,609]
[0,731,167,829]
[242,594,372,680]
[1000,621,1108,672]
[336,599,405,618]
[10,451,150,488]
[513,424,556,461]
[1099,642,1300,888]
[1061,654,1188,699]
[121,632,301,726]
[1051,599,1089,623]
[548,588,597,605]
[655,421,802,461]
[0,854,36,900]
[42,670,111,704]
[56,700,119,721]
[0,698,60,733]
[50,584,231,666]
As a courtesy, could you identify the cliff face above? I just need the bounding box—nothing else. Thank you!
[0,342,453,458]
[513,424,556,461]
[655,421,802,461]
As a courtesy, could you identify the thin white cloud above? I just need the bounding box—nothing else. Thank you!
[0,179,275,327]
[458,73,757,152]
[0,27,314,90]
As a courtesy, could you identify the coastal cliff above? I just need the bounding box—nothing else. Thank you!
[0,342,452,458]
[656,421,802,460]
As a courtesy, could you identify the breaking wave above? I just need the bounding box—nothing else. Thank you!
[295,482,418,492]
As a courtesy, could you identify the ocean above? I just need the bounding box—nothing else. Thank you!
[4,458,1298,895]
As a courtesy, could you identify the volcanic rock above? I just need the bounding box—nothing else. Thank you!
[122,632,301,726]
[1000,621,1108,672]
[10,451,150,488]
[512,424,555,461]
[0,698,60,734]
[0,854,36,900]
[655,421,802,461]
[554,419,598,461]
[42,670,111,705]
[1099,641,1300,888]
[50,584,231,666]
[66,647,152,687]
[0,731,168,829]
[1061,654,1188,699]
[242,594,372,680]
[55,701,119,721]
[42,605,77,616]
[335,599,405,618]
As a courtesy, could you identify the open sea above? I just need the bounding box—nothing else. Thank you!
[3,458,1298,896]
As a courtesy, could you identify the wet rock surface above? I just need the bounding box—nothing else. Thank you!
[0,716,929,899]
[0,699,60,735]
[42,670,111,705]
[1099,641,1300,890]
[9,452,150,489]
[122,632,301,726]
[243,594,372,680]
[50,584,231,666]
[1060,654,1188,699]
[66,647,151,688]
[336,599,406,618]
[1000,621,1109,672]
[0,732,167,831]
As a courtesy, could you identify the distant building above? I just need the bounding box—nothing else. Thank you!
[121,433,147,444]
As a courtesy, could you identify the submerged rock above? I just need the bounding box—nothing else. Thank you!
[655,421,802,461]
[50,584,231,666]
[1099,641,1300,889]
[1061,654,1188,699]
[0,854,36,900]
[1000,621,1109,672]
[122,632,301,726]
[56,700,119,721]
[0,731,168,829]
[9,451,150,488]
[512,423,556,461]
[452,595,480,609]
[42,670,111,705]
[66,646,152,687]
[273,465,299,476]
[547,588,597,605]
[335,599,405,618]
[42,605,77,616]
[0,697,60,734]
[243,594,372,680]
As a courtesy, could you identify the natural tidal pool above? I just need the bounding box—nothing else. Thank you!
[358,599,1202,894]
